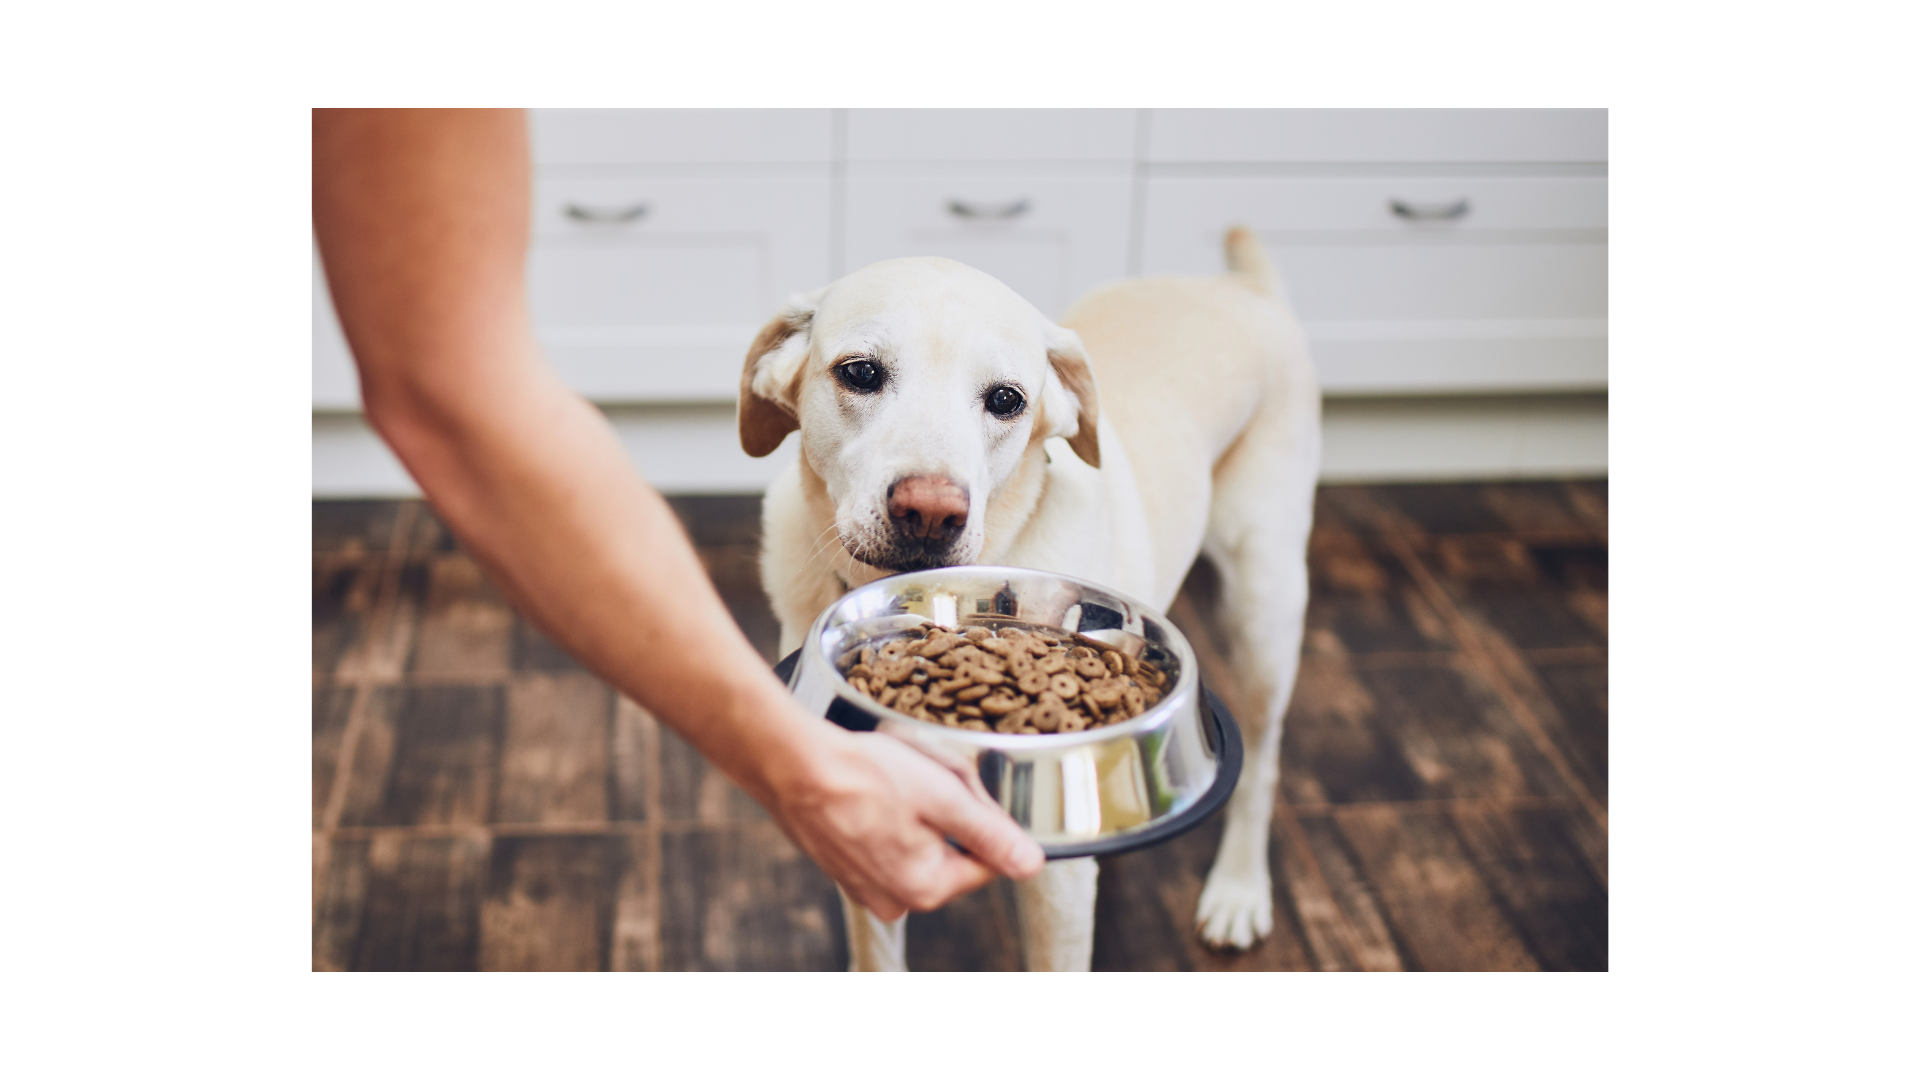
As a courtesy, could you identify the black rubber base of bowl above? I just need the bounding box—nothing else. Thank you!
[772,649,1242,859]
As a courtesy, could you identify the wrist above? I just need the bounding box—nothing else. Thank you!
[718,680,850,814]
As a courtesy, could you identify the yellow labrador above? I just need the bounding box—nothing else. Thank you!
[739,229,1320,969]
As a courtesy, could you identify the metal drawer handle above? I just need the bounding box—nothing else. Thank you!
[946,198,1030,221]
[1390,198,1470,222]
[564,201,649,224]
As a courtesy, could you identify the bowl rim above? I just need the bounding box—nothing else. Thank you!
[801,564,1201,748]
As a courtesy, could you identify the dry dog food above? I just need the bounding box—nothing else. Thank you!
[838,623,1169,735]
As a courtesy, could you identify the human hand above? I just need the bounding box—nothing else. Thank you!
[766,723,1046,921]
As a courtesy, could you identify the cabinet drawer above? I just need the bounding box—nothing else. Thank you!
[847,109,1136,162]
[1140,176,1607,394]
[531,108,832,165]
[1147,109,1607,163]
[844,172,1132,318]
[527,175,831,401]
[1144,176,1606,237]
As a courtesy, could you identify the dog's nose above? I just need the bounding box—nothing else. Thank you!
[887,475,969,543]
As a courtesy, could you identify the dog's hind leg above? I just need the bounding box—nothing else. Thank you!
[1193,368,1319,952]
[839,886,908,971]
[1014,857,1098,971]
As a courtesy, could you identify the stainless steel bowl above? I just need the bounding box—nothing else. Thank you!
[776,566,1240,859]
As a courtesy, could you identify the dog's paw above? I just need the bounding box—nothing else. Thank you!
[1195,871,1274,952]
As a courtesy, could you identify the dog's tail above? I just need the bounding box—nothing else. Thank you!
[1224,226,1285,300]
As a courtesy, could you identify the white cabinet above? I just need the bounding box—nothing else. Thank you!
[843,110,1138,318]
[314,109,1608,410]
[1140,168,1607,394]
[1146,108,1607,163]
[532,108,833,165]
[847,109,1135,162]
[526,174,830,401]
[843,171,1133,319]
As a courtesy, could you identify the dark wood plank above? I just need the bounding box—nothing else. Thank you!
[1281,657,1574,805]
[409,554,513,678]
[312,500,402,557]
[312,558,382,679]
[331,559,423,682]
[312,686,355,826]
[1492,651,1608,804]
[479,836,624,971]
[351,834,490,971]
[341,685,506,827]
[1420,536,1607,650]
[658,724,768,824]
[1329,804,1539,971]
[1302,534,1460,655]
[658,823,844,971]
[1093,814,1317,971]
[665,494,764,547]
[1563,479,1608,531]
[1317,481,1602,538]
[1447,805,1608,970]
[905,879,1023,971]
[700,543,782,664]
[609,834,659,971]
[1288,815,1407,971]
[1278,659,1428,806]
[1477,481,1609,536]
[608,696,654,823]
[511,616,587,672]
[313,837,370,971]
[402,501,463,557]
[495,673,613,825]
[1528,657,1605,799]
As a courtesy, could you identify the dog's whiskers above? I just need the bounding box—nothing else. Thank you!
[799,521,844,570]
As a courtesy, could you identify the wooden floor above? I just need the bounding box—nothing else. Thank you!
[313,481,1607,971]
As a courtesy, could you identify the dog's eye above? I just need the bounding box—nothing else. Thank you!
[835,360,883,392]
[986,385,1025,418]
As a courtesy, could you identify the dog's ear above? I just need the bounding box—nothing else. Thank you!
[738,290,822,457]
[1039,324,1101,468]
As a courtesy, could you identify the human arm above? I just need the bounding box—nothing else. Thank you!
[310,109,1042,917]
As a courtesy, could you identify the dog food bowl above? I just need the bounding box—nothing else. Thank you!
[773,566,1241,859]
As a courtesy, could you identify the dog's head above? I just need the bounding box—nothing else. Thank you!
[739,257,1099,572]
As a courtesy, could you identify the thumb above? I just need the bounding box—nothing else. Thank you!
[924,785,1045,880]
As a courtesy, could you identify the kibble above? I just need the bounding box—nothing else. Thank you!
[837,623,1168,734]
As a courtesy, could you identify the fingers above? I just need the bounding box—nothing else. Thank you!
[856,733,1047,881]
[772,730,1046,920]
[841,849,988,919]
[921,779,1046,882]
[925,849,998,905]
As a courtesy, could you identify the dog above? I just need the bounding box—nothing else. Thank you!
[738,228,1319,970]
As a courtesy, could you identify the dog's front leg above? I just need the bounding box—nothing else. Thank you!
[1014,858,1097,971]
[838,886,908,972]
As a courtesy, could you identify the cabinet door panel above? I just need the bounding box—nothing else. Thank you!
[527,175,830,401]
[1276,243,1605,321]
[844,173,1132,318]
[1140,176,1607,393]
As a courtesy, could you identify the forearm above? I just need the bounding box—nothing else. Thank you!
[311,109,1041,913]
[313,109,827,807]
[381,357,821,796]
